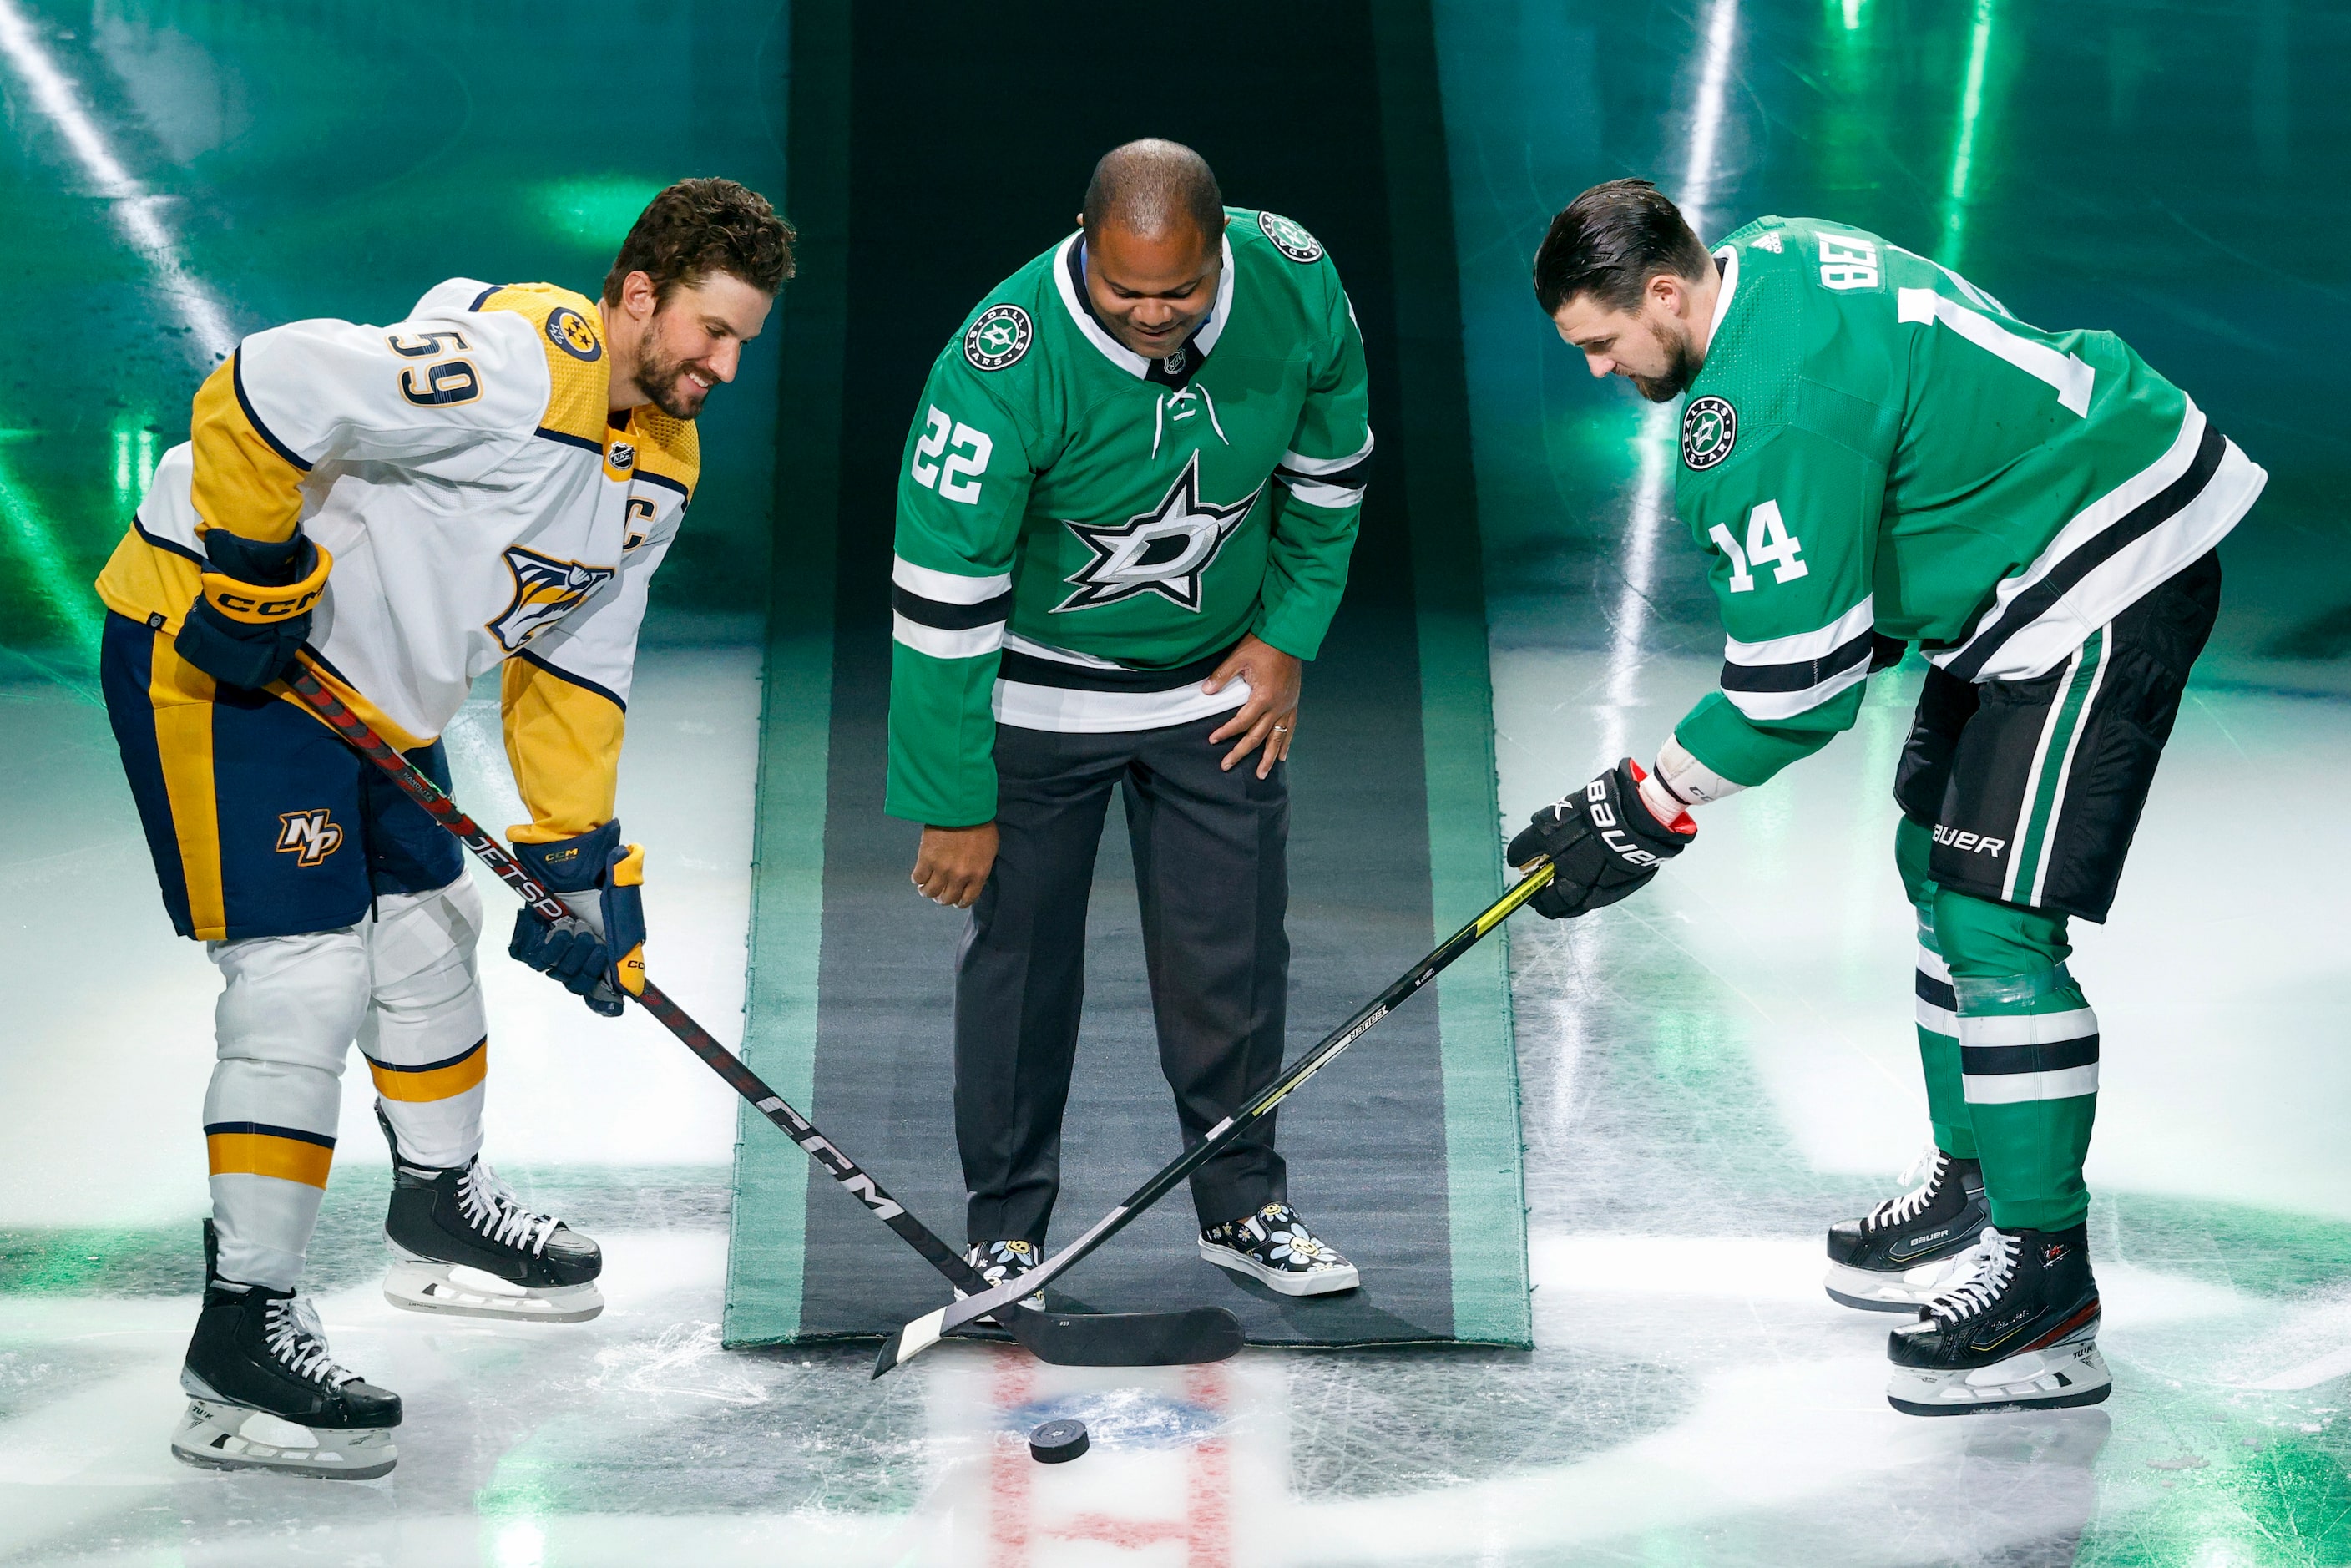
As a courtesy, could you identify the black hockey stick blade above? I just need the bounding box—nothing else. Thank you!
[913,1303,1242,1378]
[873,858,1559,1378]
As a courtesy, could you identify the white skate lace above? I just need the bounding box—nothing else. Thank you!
[1923,1228,2016,1323]
[1866,1148,1949,1230]
[458,1161,560,1255]
[264,1296,355,1386]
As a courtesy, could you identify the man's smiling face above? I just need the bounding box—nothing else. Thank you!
[1082,218,1222,360]
[627,272,774,419]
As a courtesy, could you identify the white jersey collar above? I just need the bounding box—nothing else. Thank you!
[1706,244,1741,350]
[1052,231,1236,381]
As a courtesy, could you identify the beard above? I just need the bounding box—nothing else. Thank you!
[1630,323,1704,402]
[629,334,707,421]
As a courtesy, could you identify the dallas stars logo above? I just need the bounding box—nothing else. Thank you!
[1055,453,1259,613]
[964,304,1032,371]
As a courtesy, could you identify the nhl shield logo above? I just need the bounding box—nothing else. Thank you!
[1257,211,1323,263]
[965,305,1033,372]
[1681,396,1737,470]
[487,545,617,651]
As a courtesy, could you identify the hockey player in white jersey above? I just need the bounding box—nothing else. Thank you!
[94,179,793,1478]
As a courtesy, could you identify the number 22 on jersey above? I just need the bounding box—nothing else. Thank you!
[1710,500,1807,592]
[912,405,993,503]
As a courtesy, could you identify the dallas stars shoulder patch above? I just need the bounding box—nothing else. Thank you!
[1256,211,1323,263]
[1055,452,1261,613]
[1681,396,1737,470]
[964,304,1033,372]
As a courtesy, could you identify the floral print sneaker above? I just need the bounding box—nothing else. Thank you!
[957,1240,1045,1318]
[1199,1203,1360,1297]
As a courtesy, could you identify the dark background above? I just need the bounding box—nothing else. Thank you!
[786,0,1482,1342]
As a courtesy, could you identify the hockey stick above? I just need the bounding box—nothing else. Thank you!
[282,664,1242,1370]
[872,856,1558,1378]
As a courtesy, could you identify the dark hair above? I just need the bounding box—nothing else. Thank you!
[1531,178,1711,316]
[603,178,796,306]
[1082,139,1224,247]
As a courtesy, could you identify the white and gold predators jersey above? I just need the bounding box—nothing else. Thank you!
[96,277,698,842]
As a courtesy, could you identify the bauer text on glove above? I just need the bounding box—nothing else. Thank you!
[1505,758,1695,919]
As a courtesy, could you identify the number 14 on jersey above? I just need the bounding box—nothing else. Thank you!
[1710,499,1807,592]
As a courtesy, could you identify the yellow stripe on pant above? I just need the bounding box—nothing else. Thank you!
[205,1121,336,1188]
[366,1038,488,1102]
[149,630,229,940]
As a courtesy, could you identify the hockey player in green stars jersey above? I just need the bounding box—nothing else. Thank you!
[886,141,1373,1298]
[1510,180,2264,1415]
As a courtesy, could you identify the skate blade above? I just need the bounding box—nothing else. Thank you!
[172,1399,397,1480]
[1198,1240,1361,1297]
[384,1260,604,1323]
[1824,1253,1982,1313]
[1887,1343,2112,1416]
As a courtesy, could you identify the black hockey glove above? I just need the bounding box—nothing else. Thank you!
[173,529,331,690]
[509,821,648,1018]
[1506,758,1695,919]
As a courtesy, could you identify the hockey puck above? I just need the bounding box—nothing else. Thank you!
[1029,1418,1089,1464]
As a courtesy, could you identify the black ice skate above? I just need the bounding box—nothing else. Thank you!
[1885,1223,2111,1416]
[380,1109,603,1323]
[1200,1202,1359,1297]
[173,1221,402,1480]
[1824,1150,1991,1312]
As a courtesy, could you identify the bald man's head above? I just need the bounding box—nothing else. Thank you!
[1082,139,1224,248]
[1075,139,1227,359]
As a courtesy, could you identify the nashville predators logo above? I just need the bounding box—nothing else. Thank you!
[275,809,345,867]
[1055,452,1259,613]
[487,545,617,651]
[546,306,603,362]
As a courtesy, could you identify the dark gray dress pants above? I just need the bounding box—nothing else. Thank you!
[955,714,1289,1245]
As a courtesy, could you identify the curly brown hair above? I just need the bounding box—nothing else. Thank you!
[602,178,796,306]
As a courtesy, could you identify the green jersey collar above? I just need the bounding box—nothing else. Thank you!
[1052,232,1236,384]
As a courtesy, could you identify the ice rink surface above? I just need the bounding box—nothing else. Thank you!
[5,0,2351,1560]
[7,636,2349,1565]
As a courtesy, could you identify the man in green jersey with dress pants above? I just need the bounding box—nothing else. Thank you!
[886,140,1372,1298]
[1511,180,2264,1414]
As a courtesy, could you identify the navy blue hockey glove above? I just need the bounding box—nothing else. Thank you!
[508,821,648,1018]
[173,529,331,690]
[1506,759,1695,919]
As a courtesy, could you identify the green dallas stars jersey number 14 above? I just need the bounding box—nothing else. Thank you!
[1668,216,2266,787]
[885,210,1373,827]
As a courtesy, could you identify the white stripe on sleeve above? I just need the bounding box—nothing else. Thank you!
[892,554,1010,605]
[892,612,1004,660]
[1722,597,1876,668]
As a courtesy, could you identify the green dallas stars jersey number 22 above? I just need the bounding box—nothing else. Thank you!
[1669,216,2265,787]
[885,210,1373,827]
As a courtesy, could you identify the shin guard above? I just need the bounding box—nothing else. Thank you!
[1897,817,1974,1159]
[361,877,488,1172]
[1936,889,2097,1233]
[205,929,369,1289]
